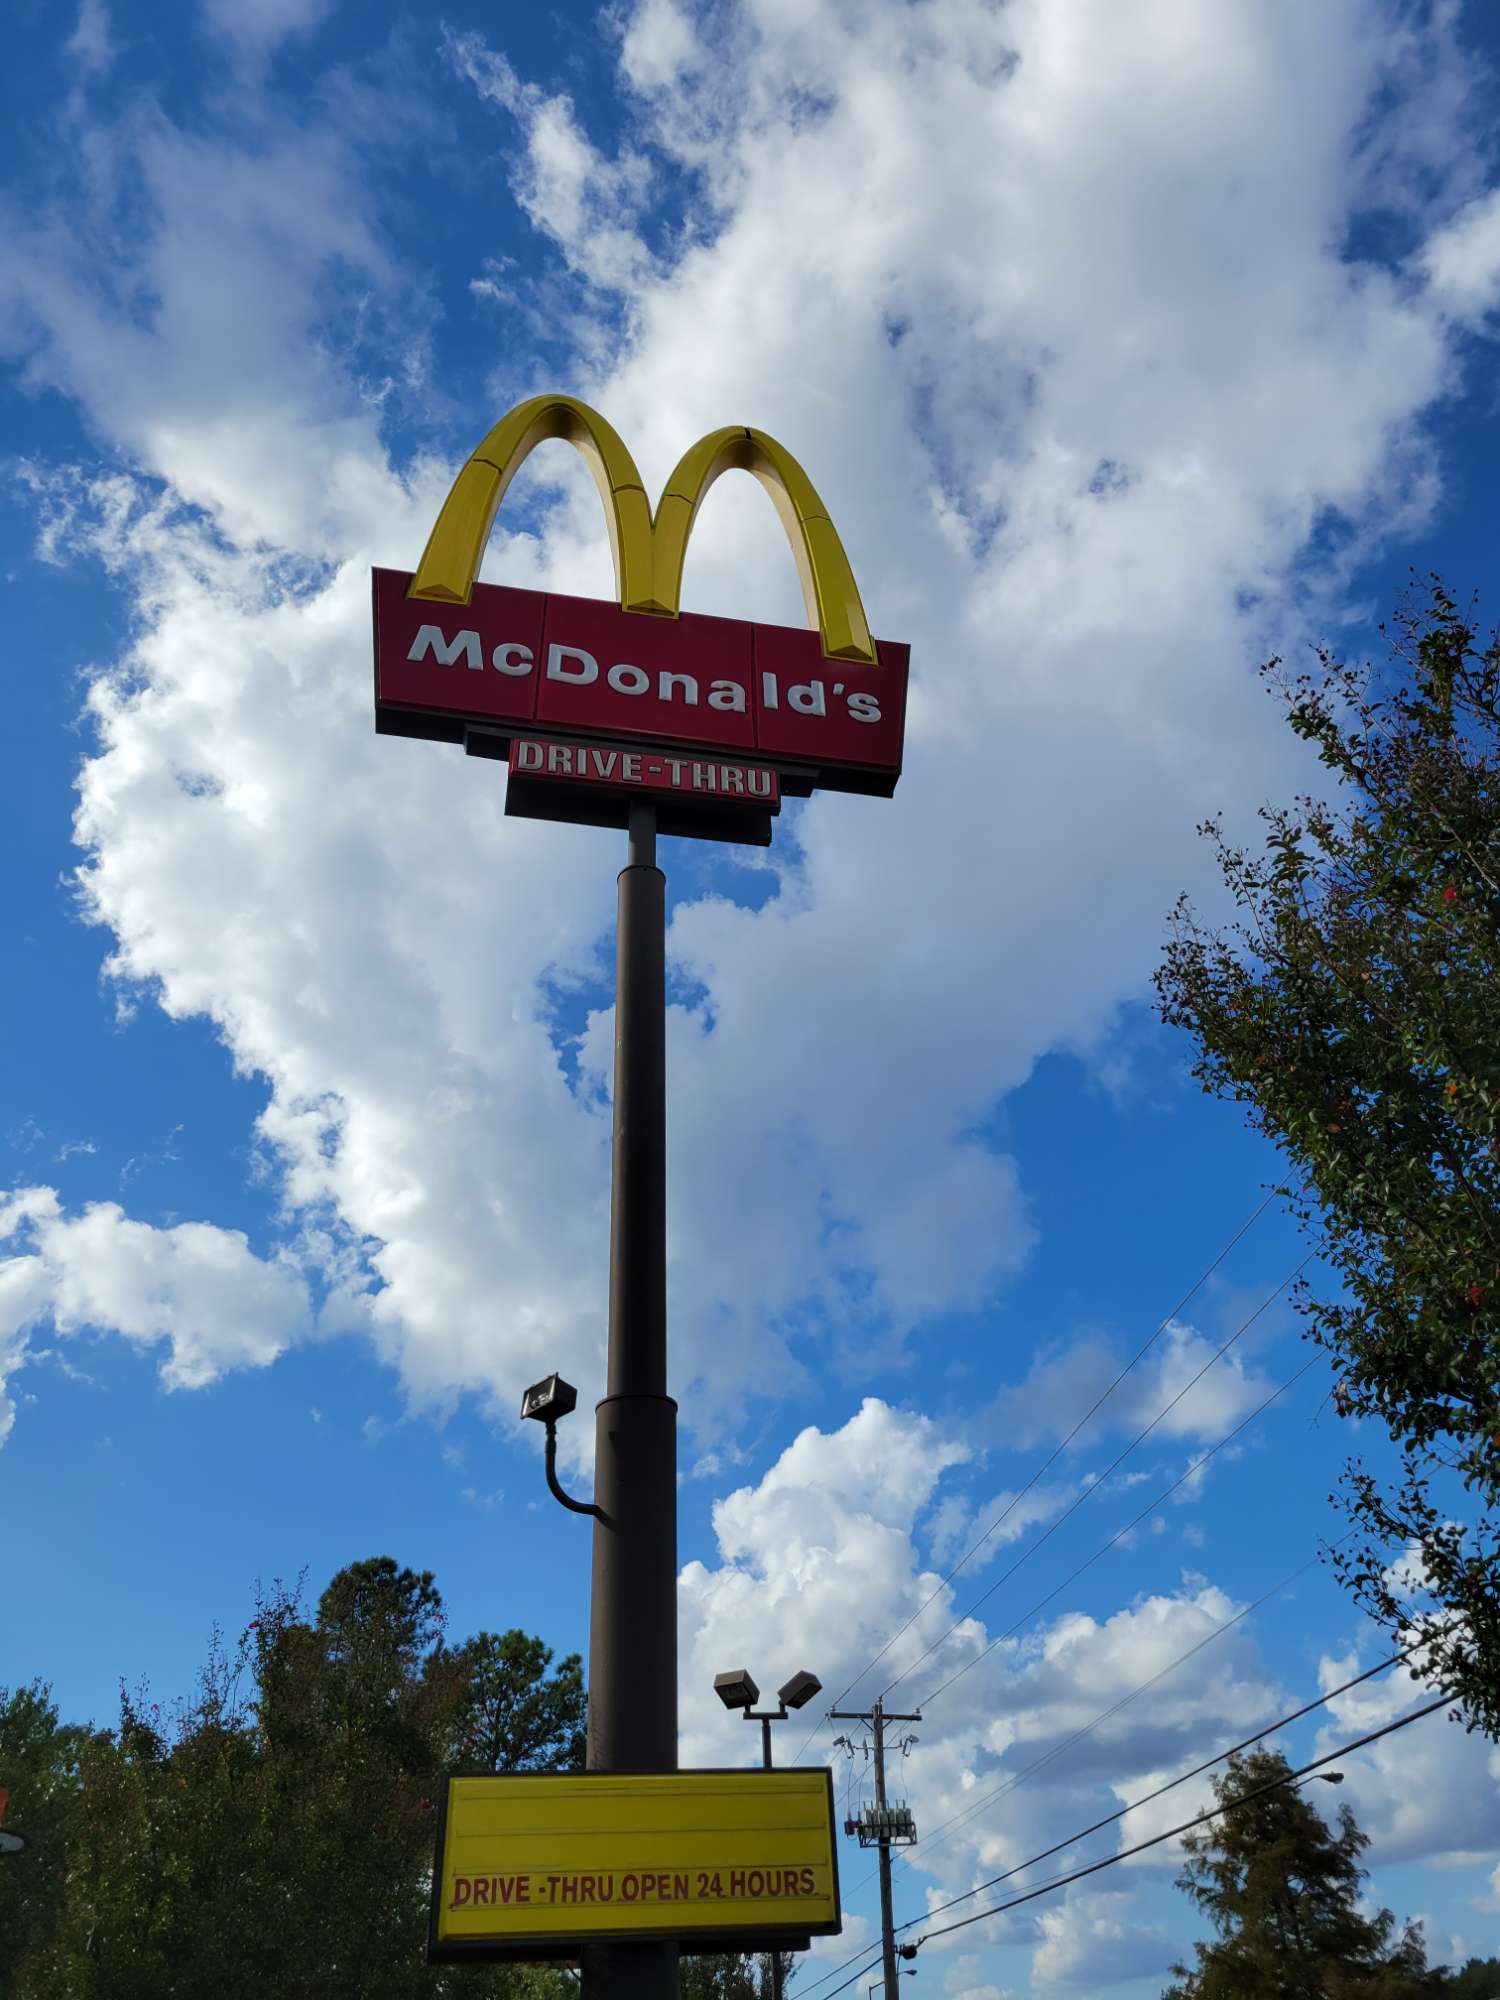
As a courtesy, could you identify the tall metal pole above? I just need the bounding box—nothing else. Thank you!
[871,1702,898,2000]
[581,801,679,2000]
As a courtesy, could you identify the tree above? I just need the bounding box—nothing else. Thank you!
[1162,1747,1436,1996]
[680,1949,793,1998]
[0,1558,583,1999]
[0,1683,102,1989]
[1437,1960,1500,1996]
[1155,577,1500,1730]
[447,1628,585,1773]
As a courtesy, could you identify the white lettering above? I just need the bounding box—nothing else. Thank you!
[547,744,573,774]
[515,740,544,772]
[720,766,745,794]
[761,672,779,710]
[493,641,535,677]
[847,692,882,724]
[547,643,599,684]
[747,769,773,799]
[658,671,699,705]
[590,750,619,779]
[708,680,747,713]
[692,762,713,791]
[608,663,650,696]
[408,624,482,670]
[788,681,826,716]
[622,754,643,782]
[665,759,686,785]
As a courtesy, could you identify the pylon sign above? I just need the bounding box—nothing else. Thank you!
[428,1768,841,1964]
[373,396,910,845]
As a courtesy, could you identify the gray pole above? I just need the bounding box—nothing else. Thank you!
[581,801,679,2000]
[871,1701,898,2000]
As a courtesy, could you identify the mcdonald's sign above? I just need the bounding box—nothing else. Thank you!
[373,395,909,844]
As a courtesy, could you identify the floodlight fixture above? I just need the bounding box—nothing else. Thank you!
[520,1373,578,1426]
[714,1669,761,1711]
[777,1670,822,1711]
[1315,1771,1345,1785]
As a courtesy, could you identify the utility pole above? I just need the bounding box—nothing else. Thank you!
[581,800,678,2000]
[829,1699,921,1999]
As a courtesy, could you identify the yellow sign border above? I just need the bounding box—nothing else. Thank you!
[427,1766,842,1965]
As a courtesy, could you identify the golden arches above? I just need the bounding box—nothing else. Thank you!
[408,395,876,666]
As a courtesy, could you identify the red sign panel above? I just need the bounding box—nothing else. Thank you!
[372,569,907,797]
[510,737,781,810]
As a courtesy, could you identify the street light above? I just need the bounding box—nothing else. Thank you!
[520,1373,603,1520]
[713,1665,823,2000]
[713,1666,823,1770]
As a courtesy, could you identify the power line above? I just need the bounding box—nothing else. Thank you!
[814,1686,1452,1993]
[825,1372,1335,1945]
[906,1691,1453,1952]
[826,1563,1384,1936]
[910,1640,1420,1936]
[821,1192,1279,1718]
[812,1688,1456,2000]
[918,1352,1322,1710]
[898,1536,1348,1870]
[878,1254,1305,1706]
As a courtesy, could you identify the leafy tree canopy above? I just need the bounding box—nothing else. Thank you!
[0,1557,583,2000]
[1156,578,1500,1729]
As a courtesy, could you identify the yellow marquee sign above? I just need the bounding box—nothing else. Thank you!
[428,1768,841,1963]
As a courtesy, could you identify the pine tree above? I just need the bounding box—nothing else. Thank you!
[1163,1748,1436,1997]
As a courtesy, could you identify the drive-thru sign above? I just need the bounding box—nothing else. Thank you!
[429,1769,840,1963]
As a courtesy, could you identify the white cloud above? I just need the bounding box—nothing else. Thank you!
[688,1408,1288,1872]
[66,0,114,75]
[200,0,331,58]
[1314,1653,1500,1868]
[989,1319,1276,1455]
[1423,187,1500,325]
[0,1185,312,1441]
[619,0,702,93]
[3,0,1499,1475]
[446,31,656,293]
[1030,1888,1174,1988]
[677,1401,1301,1993]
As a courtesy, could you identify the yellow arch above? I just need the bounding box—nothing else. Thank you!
[651,427,874,665]
[409,396,876,666]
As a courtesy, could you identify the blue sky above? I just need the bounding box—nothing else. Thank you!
[5,1,1500,1993]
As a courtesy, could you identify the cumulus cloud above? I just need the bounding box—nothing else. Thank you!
[677,1401,1313,1991]
[1422,187,1500,325]
[3,0,1499,1482]
[988,1317,1277,1455]
[1314,1651,1500,1868]
[1029,1889,1174,1988]
[0,1185,312,1443]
